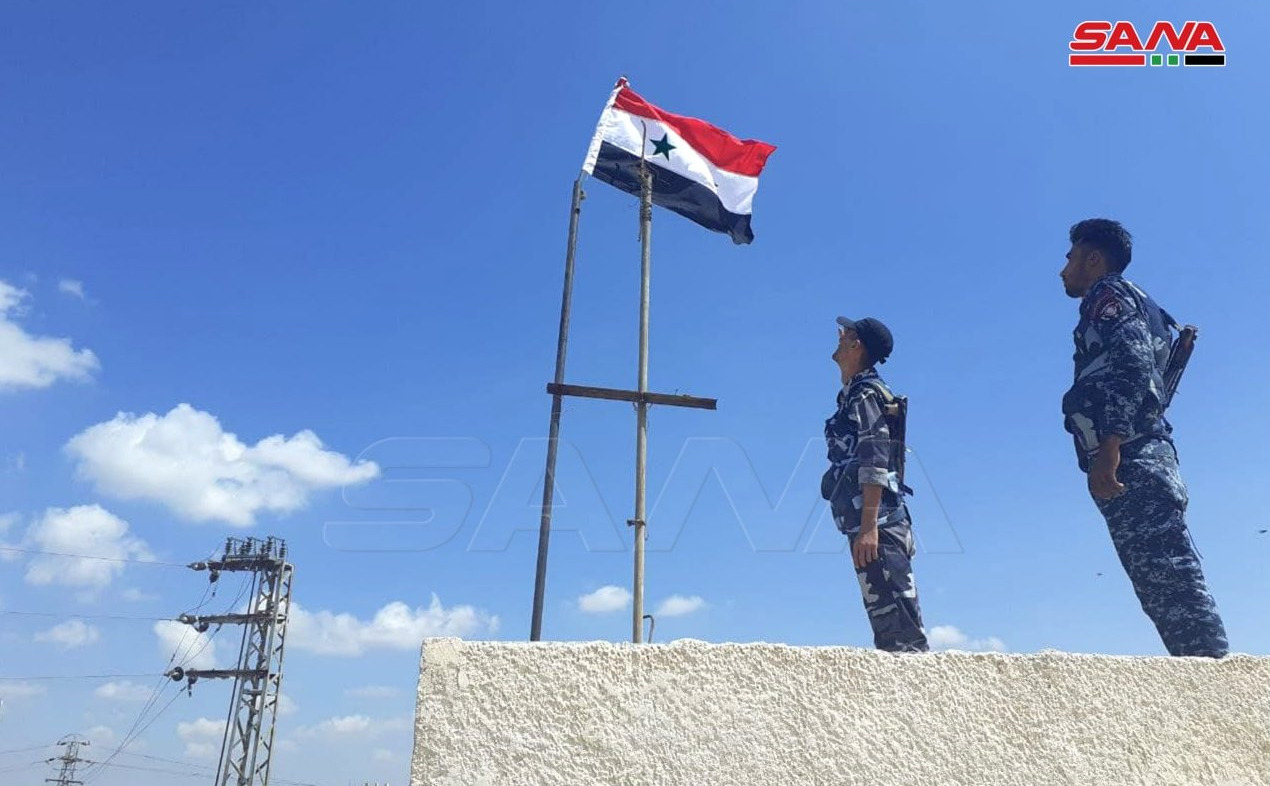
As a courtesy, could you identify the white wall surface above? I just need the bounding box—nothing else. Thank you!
[412,638,1269,786]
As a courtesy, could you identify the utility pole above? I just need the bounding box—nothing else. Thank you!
[45,735,89,786]
[168,536,294,786]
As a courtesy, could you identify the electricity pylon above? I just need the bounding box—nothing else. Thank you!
[168,536,294,786]
[45,735,90,786]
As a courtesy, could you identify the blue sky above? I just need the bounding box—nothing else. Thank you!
[2,2,1268,784]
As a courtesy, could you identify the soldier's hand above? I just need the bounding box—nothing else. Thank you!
[853,527,880,569]
[1088,446,1126,500]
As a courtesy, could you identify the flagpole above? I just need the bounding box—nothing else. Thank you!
[543,79,728,643]
[529,175,586,642]
[632,137,653,644]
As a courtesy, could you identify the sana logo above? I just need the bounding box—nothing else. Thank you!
[1069,21,1226,67]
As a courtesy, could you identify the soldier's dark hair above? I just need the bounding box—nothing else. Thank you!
[1070,218,1133,272]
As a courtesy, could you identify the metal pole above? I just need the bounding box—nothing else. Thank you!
[530,176,585,641]
[632,160,652,644]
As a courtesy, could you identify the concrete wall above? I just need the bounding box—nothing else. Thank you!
[412,638,1270,786]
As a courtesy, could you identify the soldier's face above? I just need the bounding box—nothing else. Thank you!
[833,327,862,365]
[1061,244,1097,298]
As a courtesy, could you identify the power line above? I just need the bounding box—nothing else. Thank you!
[179,544,228,619]
[0,744,52,756]
[86,589,239,780]
[268,776,332,786]
[79,690,184,785]
[79,567,253,785]
[79,682,176,784]
[0,545,188,567]
[0,759,44,775]
[78,547,228,765]
[79,638,208,783]
[1,610,173,622]
[0,673,165,681]
[84,759,331,786]
[113,749,216,771]
[81,635,225,784]
[181,573,252,668]
[77,760,208,779]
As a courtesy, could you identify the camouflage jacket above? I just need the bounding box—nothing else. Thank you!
[1062,273,1173,471]
[823,369,906,532]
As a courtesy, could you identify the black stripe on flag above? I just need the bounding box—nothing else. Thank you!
[590,142,756,245]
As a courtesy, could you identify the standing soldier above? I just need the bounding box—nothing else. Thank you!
[823,316,928,652]
[1059,218,1228,657]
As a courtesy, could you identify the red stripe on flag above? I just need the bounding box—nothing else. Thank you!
[1068,53,1146,66]
[614,87,776,178]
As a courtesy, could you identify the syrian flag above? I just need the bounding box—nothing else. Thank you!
[582,79,776,245]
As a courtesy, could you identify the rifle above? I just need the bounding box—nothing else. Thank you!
[1161,324,1198,411]
[882,395,911,495]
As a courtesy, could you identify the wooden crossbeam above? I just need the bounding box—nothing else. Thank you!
[547,383,717,410]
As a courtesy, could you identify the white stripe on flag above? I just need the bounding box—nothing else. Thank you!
[581,82,624,177]
[585,106,760,216]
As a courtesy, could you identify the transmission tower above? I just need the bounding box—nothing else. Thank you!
[168,536,294,786]
[45,735,90,786]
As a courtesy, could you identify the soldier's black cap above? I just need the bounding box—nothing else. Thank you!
[836,316,893,365]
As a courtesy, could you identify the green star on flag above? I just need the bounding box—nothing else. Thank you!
[650,134,675,160]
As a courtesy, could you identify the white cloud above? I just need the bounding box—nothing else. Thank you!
[294,714,410,740]
[177,717,224,738]
[372,748,395,763]
[95,681,152,702]
[0,279,99,390]
[155,620,219,670]
[22,506,152,591]
[316,715,369,735]
[277,693,298,717]
[58,279,86,300]
[345,685,400,700]
[0,681,46,699]
[122,588,158,602]
[34,619,101,649]
[928,625,1007,653]
[654,595,706,618]
[289,596,498,657]
[65,404,380,526]
[83,725,116,746]
[5,453,24,473]
[578,585,631,614]
[177,717,224,759]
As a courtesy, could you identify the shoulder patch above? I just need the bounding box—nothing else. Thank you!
[1095,295,1122,321]
[1088,287,1131,323]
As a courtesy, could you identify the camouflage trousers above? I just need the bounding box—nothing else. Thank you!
[847,519,929,652]
[1092,438,1228,658]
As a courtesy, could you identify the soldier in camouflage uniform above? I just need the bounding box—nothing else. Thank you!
[823,316,928,652]
[1060,218,1228,657]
